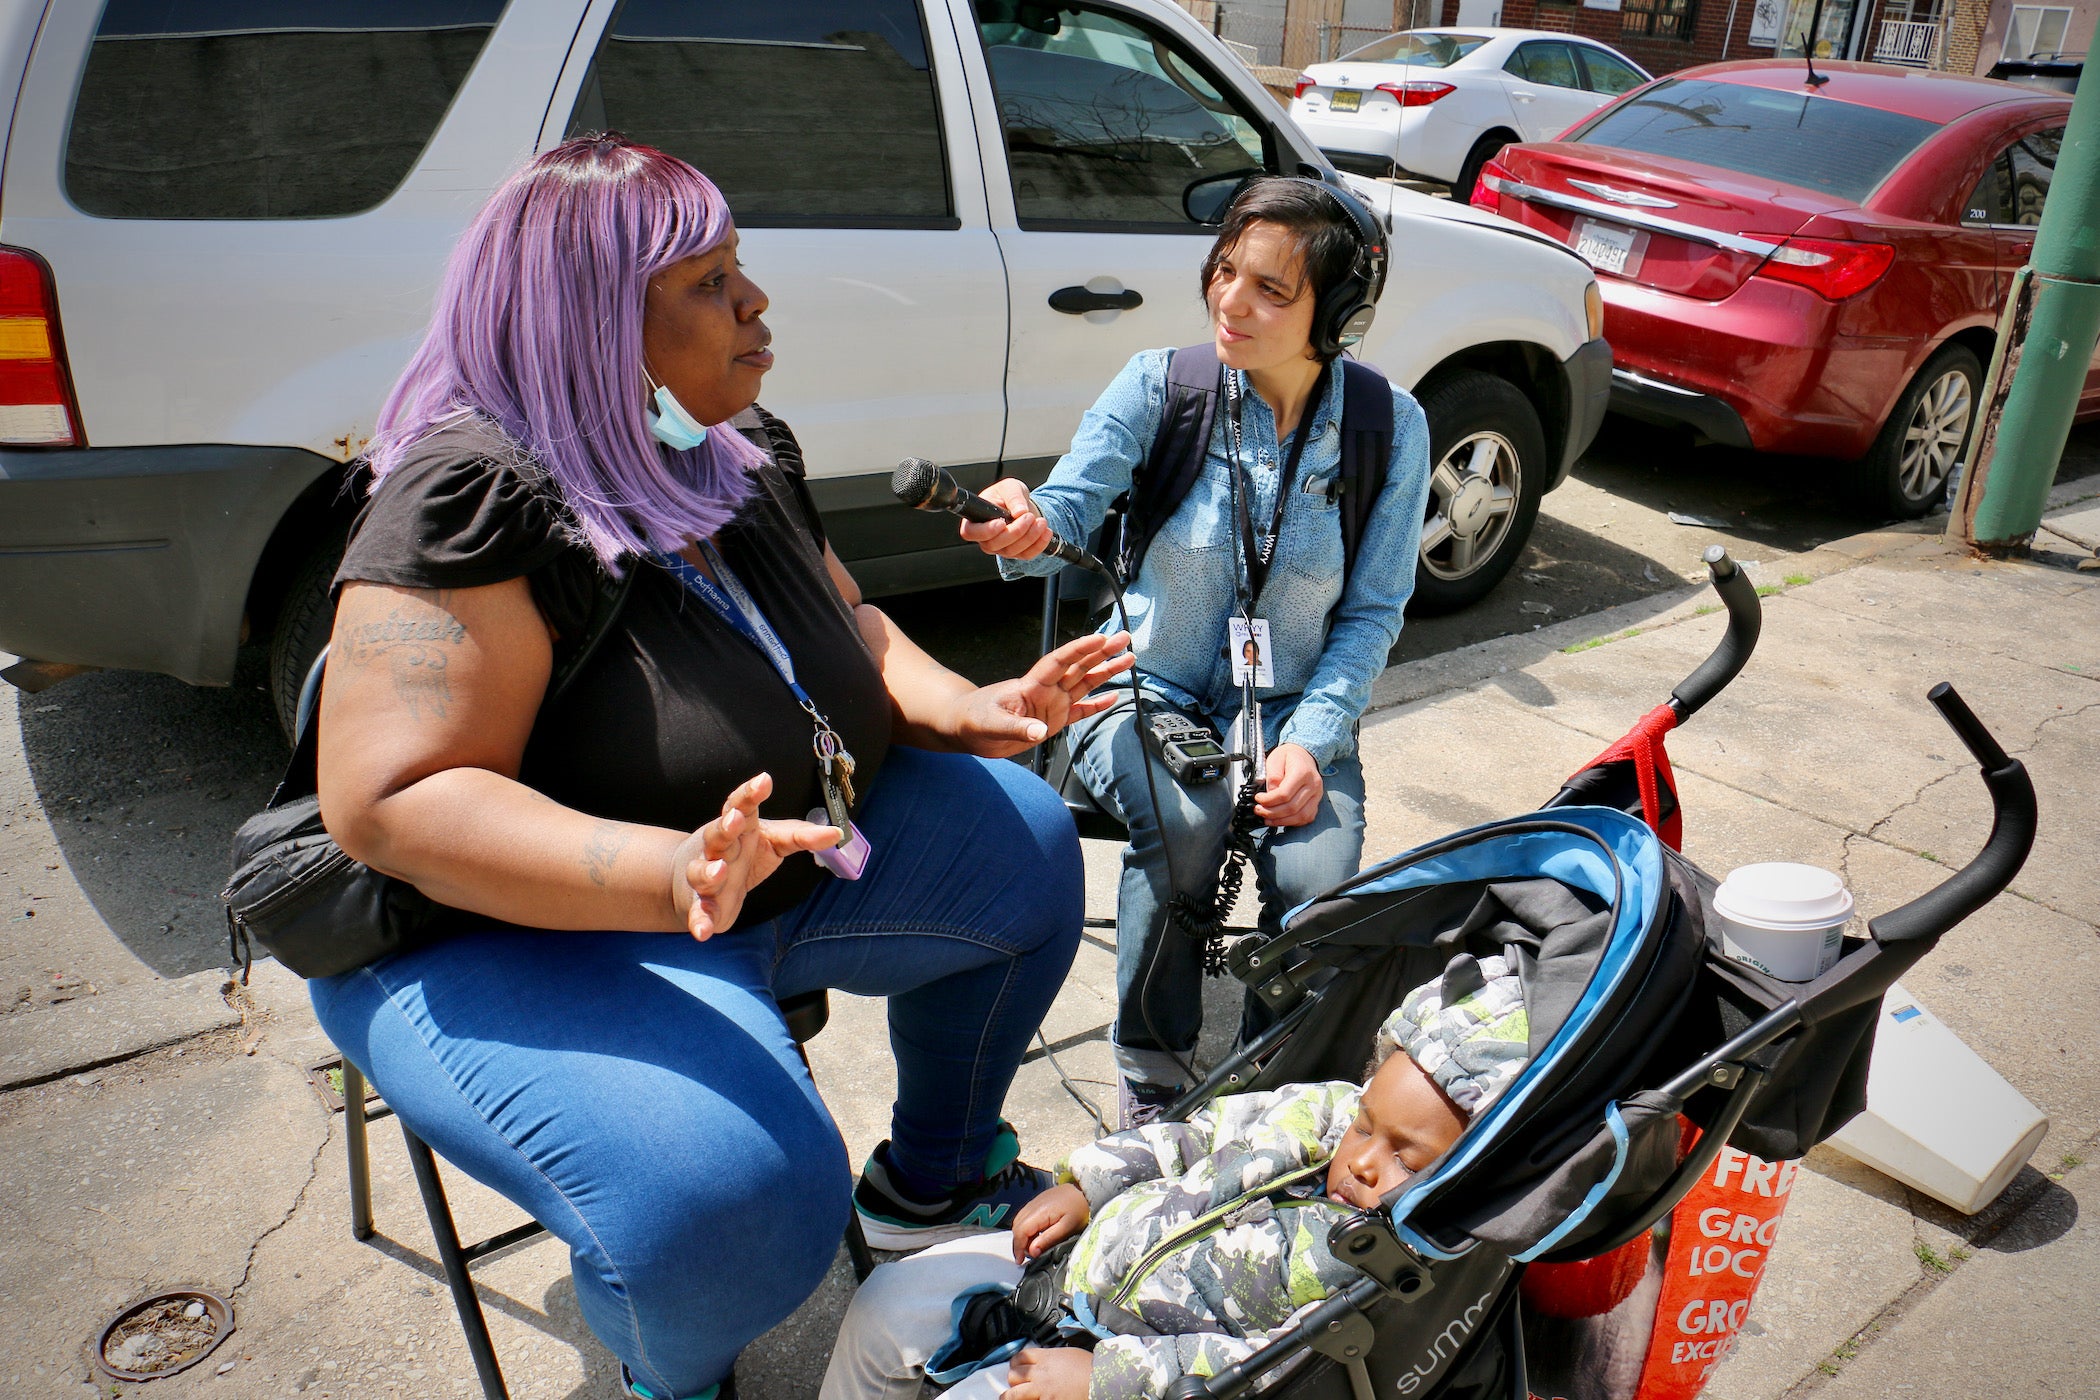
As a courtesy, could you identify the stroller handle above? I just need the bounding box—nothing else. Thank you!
[1865,683,2037,945]
[1669,546,1762,722]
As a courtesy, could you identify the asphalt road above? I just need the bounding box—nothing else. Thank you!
[10,422,2098,981]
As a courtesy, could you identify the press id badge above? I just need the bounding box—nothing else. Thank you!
[1229,617,1274,687]
[806,809,871,880]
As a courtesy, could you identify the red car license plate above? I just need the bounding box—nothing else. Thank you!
[1573,217,1645,277]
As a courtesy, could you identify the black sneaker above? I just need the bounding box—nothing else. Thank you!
[1117,1075,1182,1131]
[852,1122,1053,1250]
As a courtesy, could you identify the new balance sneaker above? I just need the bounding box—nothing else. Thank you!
[1117,1074,1183,1131]
[622,1366,734,1400]
[852,1122,1054,1250]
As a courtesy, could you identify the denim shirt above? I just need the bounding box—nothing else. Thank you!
[1004,349,1431,768]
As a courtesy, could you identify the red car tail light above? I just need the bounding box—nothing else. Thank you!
[1753,237,1895,301]
[0,247,82,447]
[1375,81,1456,107]
[1294,73,1316,99]
[1470,156,1517,211]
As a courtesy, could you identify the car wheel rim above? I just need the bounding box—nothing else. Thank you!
[1421,431,1521,581]
[1897,370,1973,503]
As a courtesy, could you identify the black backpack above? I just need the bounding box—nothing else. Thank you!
[1115,342,1395,592]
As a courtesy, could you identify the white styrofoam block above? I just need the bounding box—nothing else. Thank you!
[1825,981,2050,1214]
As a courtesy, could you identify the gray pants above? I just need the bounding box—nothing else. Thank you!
[821,1234,1025,1400]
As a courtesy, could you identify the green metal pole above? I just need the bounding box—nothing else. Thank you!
[1954,25,2100,549]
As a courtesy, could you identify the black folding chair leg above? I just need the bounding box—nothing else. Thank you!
[845,1212,876,1281]
[343,1060,374,1242]
[402,1124,513,1400]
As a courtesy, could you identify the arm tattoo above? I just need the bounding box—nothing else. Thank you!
[339,591,468,721]
[582,820,634,887]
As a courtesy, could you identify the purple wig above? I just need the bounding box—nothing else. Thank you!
[365,134,764,569]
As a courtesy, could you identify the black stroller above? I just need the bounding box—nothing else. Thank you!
[1090,547,2038,1400]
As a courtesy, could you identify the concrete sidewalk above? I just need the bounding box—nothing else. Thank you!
[4,480,2096,1400]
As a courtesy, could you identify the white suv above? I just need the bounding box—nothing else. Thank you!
[0,0,1607,732]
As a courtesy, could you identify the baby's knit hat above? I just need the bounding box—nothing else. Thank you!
[1375,953,1531,1117]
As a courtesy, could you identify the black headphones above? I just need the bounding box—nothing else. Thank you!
[1295,176,1389,358]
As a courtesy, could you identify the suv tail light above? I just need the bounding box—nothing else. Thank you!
[1470,156,1518,211]
[0,247,83,447]
[1753,237,1895,301]
[1294,73,1316,99]
[1376,81,1456,107]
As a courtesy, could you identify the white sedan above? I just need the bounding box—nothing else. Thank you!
[1290,28,1650,199]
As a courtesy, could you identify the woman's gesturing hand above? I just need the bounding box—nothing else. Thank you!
[673,773,844,940]
[958,478,1056,561]
[1254,743,1325,828]
[945,631,1134,758]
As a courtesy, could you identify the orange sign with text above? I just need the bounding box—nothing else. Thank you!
[1634,1144,1798,1399]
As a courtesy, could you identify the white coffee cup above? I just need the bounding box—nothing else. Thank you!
[1713,862,1854,982]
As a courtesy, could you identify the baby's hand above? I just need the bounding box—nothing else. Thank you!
[1007,1346,1093,1400]
[1010,1182,1090,1264]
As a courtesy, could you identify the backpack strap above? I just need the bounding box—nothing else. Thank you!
[1122,347,1393,594]
[1334,357,1394,584]
[1121,343,1224,582]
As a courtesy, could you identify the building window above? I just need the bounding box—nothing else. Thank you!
[1622,0,1699,39]
[2002,5,2073,60]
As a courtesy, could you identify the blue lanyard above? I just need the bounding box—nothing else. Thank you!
[656,543,811,703]
[653,544,852,776]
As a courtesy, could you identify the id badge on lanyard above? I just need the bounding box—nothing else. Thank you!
[655,545,870,879]
[1221,368,1317,788]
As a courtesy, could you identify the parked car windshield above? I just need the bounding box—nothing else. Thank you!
[1575,78,1939,202]
[1337,32,1493,67]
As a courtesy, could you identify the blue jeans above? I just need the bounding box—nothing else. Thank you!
[308,746,1082,1398]
[1066,697,1365,1089]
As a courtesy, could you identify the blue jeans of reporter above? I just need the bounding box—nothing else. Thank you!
[309,746,1082,1399]
[1066,696,1365,1090]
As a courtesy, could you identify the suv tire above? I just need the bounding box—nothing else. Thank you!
[1852,343,1981,520]
[1410,371,1546,616]
[268,522,349,739]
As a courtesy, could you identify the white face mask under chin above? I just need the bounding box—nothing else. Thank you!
[645,381,710,451]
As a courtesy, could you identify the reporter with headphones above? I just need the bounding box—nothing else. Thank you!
[965,176,1432,1127]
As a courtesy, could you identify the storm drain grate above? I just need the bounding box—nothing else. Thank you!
[91,1288,234,1382]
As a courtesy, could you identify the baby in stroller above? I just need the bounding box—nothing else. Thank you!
[821,955,1531,1400]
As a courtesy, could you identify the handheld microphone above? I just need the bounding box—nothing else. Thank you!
[891,457,1109,575]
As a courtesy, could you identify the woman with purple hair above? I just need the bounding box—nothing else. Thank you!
[307,133,1129,1399]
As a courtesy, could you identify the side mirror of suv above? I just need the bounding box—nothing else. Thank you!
[1183,171,1256,226]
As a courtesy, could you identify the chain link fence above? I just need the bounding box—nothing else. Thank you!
[1201,2,1437,69]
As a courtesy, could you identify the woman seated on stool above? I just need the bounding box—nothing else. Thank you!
[311,133,1129,1400]
[964,177,1431,1129]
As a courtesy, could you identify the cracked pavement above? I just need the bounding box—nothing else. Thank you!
[3,481,2097,1399]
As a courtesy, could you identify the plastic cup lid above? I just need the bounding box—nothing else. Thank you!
[1714,862,1855,930]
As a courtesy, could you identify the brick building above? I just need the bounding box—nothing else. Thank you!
[1411,0,2091,75]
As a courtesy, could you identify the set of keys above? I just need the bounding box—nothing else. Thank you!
[811,702,857,836]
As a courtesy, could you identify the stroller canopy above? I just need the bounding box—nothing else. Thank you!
[1260,806,1700,1264]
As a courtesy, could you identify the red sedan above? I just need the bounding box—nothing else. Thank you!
[1470,60,2094,516]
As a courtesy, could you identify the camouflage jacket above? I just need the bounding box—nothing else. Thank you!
[1055,1082,1366,1400]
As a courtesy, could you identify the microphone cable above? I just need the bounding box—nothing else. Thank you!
[1076,561,1262,1098]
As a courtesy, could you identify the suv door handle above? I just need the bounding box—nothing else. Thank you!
[1049,286,1144,314]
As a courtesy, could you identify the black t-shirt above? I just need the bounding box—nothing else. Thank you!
[332,411,891,929]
